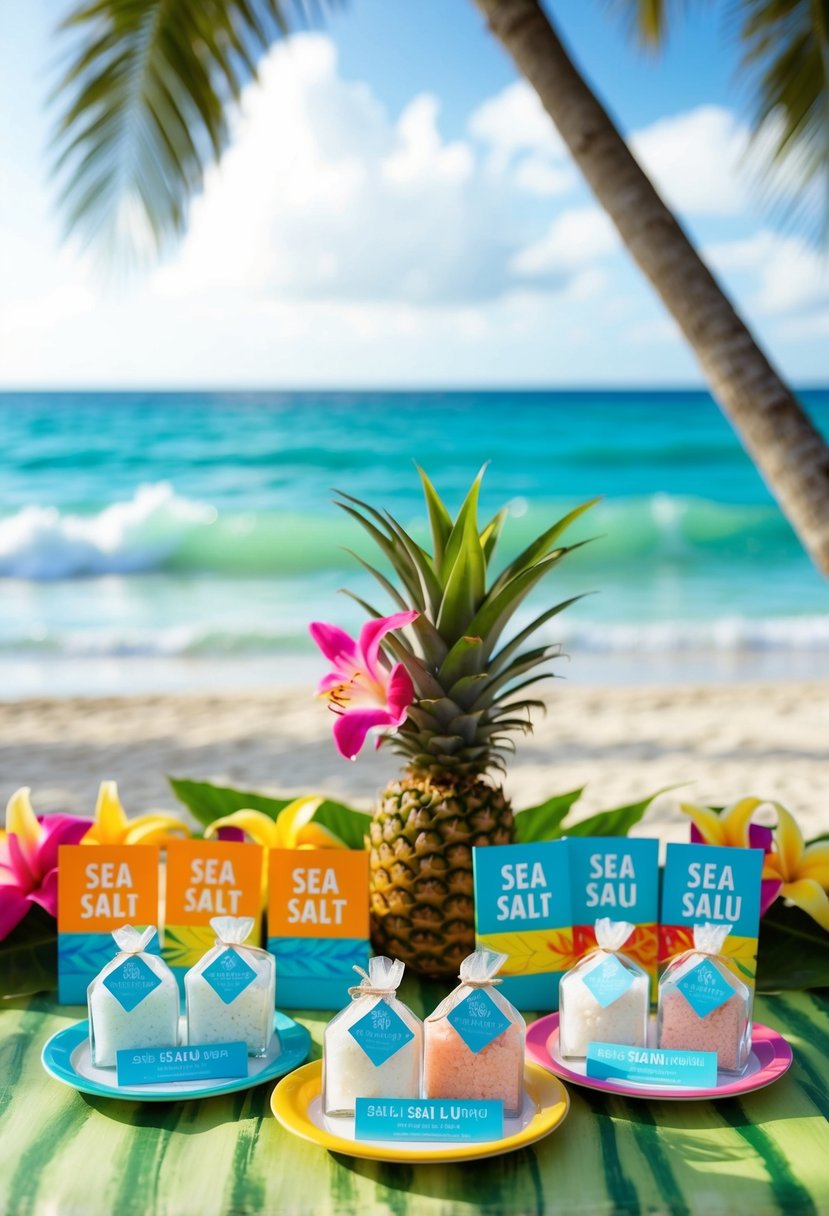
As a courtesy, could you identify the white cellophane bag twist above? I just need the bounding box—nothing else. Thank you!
[559,918,649,1059]
[423,948,526,1117]
[657,922,752,1073]
[88,925,178,1067]
[185,916,276,1057]
[323,956,422,1117]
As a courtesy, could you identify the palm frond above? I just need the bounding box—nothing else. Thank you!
[50,0,336,262]
[738,0,829,240]
[607,0,693,47]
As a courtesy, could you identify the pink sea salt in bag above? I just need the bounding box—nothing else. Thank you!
[423,948,526,1117]
[657,922,752,1073]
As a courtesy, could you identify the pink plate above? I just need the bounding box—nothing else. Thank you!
[526,1014,793,1101]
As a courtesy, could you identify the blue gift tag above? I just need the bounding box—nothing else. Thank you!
[582,954,635,1009]
[586,1042,718,1088]
[116,1041,248,1086]
[202,948,257,1005]
[447,989,510,1055]
[348,1001,415,1066]
[676,959,734,1018]
[103,955,162,1012]
[355,1098,503,1142]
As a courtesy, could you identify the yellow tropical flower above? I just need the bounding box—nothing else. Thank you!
[203,796,346,850]
[82,781,190,846]
[762,804,829,932]
[679,796,766,848]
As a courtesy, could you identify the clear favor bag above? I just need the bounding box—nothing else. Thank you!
[424,948,526,1118]
[559,918,649,1059]
[185,916,276,1057]
[323,956,422,1117]
[87,925,178,1068]
[657,922,752,1073]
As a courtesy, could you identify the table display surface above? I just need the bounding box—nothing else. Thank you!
[2,983,828,1216]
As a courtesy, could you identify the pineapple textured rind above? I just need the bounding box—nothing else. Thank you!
[369,776,514,977]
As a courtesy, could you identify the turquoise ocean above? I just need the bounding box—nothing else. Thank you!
[2,389,828,697]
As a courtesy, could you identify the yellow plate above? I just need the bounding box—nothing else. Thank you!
[270,1060,570,1163]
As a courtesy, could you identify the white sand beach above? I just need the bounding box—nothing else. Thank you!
[3,680,827,841]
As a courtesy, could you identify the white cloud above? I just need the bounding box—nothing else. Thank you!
[468,80,566,164]
[706,230,829,316]
[153,36,607,311]
[510,207,618,276]
[631,105,748,217]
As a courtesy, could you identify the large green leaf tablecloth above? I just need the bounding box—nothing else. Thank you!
[1,986,828,1216]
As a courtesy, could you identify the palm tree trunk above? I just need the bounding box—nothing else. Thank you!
[472,0,829,575]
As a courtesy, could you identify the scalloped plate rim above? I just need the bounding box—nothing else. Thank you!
[270,1059,570,1163]
[41,1010,311,1102]
[526,1014,793,1101]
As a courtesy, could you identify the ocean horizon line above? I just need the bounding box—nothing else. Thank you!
[3,383,829,397]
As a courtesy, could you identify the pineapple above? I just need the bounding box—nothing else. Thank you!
[338,468,593,978]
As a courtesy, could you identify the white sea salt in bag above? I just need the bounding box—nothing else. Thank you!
[87,925,178,1068]
[323,956,422,1117]
[558,918,649,1059]
[185,916,276,1057]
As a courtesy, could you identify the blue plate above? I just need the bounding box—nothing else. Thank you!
[41,1011,311,1102]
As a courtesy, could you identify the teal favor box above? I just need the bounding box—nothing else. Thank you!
[473,840,573,1011]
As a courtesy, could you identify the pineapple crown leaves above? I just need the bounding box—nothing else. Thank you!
[334,467,597,777]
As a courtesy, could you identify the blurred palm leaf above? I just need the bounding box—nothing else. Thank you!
[612,0,829,238]
[51,0,332,262]
[739,0,829,237]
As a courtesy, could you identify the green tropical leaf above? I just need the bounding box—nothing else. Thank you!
[488,595,589,675]
[560,789,666,837]
[337,501,424,608]
[50,0,327,260]
[480,507,508,566]
[489,499,597,597]
[441,465,485,580]
[757,899,829,990]
[0,905,58,999]
[438,635,485,687]
[515,788,585,842]
[417,465,453,574]
[740,0,829,240]
[436,506,486,644]
[167,777,370,847]
[465,546,579,658]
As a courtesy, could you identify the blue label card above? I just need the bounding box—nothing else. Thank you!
[586,1042,718,1089]
[116,1041,249,1086]
[355,1098,503,1142]
[661,844,764,938]
[582,955,635,1008]
[473,840,573,1010]
[676,960,734,1018]
[202,948,257,1005]
[103,955,162,1012]
[349,1002,414,1066]
[447,989,510,1054]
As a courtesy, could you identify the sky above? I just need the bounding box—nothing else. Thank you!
[0,0,827,389]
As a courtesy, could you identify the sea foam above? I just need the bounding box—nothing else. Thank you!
[0,483,215,579]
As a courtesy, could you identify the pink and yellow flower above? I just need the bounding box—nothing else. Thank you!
[204,796,347,850]
[681,796,781,916]
[82,780,189,846]
[761,803,829,932]
[681,796,829,929]
[309,610,418,759]
[0,788,92,938]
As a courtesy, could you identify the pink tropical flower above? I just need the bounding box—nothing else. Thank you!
[0,788,92,939]
[682,797,782,917]
[309,610,418,760]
